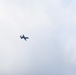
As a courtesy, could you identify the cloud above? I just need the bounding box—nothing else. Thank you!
[0,0,76,75]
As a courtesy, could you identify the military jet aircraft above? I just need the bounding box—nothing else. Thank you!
[20,34,29,41]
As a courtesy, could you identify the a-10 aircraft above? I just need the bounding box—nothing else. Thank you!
[20,34,29,41]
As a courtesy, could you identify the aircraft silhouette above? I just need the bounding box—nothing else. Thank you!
[20,34,29,41]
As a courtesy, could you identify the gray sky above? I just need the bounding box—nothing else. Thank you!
[0,0,76,75]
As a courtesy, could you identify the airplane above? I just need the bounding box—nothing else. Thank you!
[20,34,29,41]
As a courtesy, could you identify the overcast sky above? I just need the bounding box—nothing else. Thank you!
[0,0,76,75]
